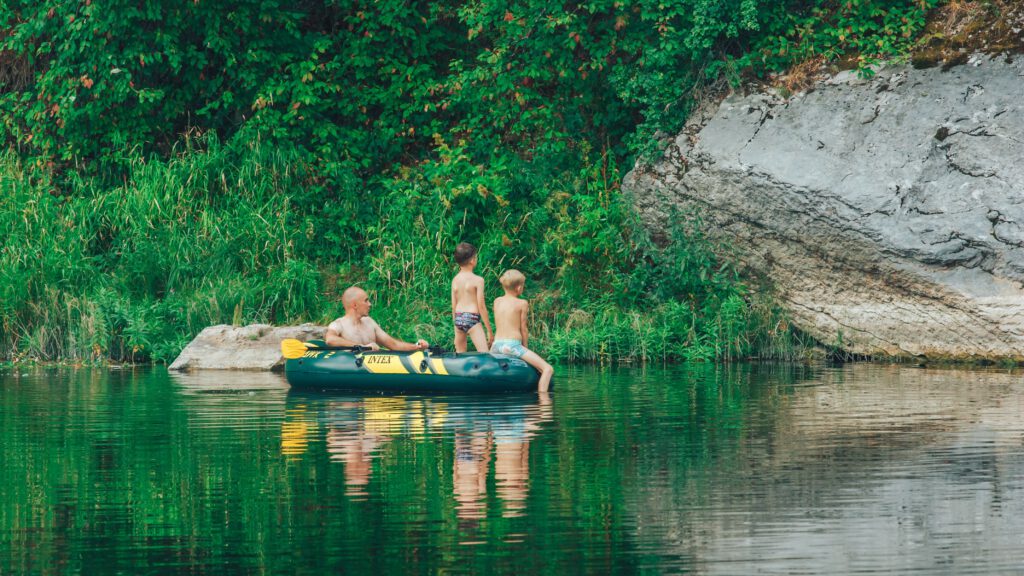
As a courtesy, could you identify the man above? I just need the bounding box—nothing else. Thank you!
[325,286,429,351]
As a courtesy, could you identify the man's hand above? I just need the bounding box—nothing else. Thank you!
[367,342,380,351]
[416,339,429,350]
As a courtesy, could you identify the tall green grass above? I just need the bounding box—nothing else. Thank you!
[342,149,806,364]
[0,138,323,362]
[1,0,945,365]
[0,136,806,364]
[542,294,810,364]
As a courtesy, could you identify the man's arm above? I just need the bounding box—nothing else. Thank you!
[520,301,529,348]
[373,323,428,351]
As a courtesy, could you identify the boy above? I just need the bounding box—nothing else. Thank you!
[491,269,553,392]
[451,242,492,352]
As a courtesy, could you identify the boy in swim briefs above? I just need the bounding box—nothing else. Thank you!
[451,242,492,353]
[491,269,553,392]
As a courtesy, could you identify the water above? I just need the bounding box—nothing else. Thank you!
[2,363,1023,574]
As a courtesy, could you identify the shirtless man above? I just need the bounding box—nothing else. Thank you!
[324,286,429,351]
[451,242,492,352]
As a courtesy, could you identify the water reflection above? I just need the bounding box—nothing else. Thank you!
[170,370,289,431]
[629,364,1024,574]
[282,391,553,518]
[4,363,1024,573]
[452,393,551,521]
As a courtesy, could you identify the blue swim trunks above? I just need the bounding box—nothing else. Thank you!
[454,312,482,333]
[491,339,528,358]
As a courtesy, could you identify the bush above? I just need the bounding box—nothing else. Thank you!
[0,0,942,362]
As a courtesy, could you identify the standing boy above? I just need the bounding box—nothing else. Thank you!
[451,242,492,352]
[491,269,553,392]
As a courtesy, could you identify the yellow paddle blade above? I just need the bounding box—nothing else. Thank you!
[281,338,313,360]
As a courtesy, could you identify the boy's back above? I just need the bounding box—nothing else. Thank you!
[451,271,484,314]
[492,295,527,341]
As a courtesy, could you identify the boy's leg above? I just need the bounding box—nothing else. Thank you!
[454,328,468,353]
[467,323,489,352]
[519,350,554,392]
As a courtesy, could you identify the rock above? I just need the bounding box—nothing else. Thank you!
[624,56,1024,361]
[168,323,326,371]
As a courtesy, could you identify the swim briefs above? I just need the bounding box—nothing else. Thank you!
[491,339,528,358]
[454,312,482,333]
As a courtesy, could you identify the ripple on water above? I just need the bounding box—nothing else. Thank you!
[3,363,1024,573]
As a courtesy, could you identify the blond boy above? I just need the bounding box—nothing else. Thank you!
[451,242,492,352]
[491,269,553,392]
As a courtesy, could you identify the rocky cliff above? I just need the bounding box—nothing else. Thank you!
[624,57,1024,361]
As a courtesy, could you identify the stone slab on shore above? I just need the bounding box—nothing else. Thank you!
[168,324,326,371]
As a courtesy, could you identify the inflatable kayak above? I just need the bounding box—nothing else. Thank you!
[281,340,542,393]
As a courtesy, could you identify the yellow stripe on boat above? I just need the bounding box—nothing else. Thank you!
[362,353,410,374]
[408,351,426,374]
[430,358,449,375]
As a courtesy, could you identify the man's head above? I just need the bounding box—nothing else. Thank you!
[342,286,372,317]
[499,269,526,293]
[455,242,478,267]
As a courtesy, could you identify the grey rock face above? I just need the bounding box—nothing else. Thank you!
[624,57,1024,360]
[168,323,326,371]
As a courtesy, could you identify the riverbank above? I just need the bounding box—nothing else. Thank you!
[1,1,953,364]
[0,143,802,365]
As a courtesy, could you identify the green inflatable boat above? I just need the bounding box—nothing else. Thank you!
[281,339,542,393]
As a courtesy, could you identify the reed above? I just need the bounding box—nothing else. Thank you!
[0,135,804,364]
[0,139,323,362]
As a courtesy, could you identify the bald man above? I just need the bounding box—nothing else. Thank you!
[324,286,429,351]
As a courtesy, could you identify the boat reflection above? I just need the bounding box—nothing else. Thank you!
[282,391,552,513]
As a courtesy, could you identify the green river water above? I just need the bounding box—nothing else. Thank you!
[2,363,1023,574]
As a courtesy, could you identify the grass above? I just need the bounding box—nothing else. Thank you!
[0,137,323,362]
[0,134,808,365]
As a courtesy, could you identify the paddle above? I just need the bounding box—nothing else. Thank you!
[280,338,370,359]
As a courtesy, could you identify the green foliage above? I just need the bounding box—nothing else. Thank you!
[2,0,942,169]
[750,0,942,75]
[0,0,945,363]
[0,142,322,362]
